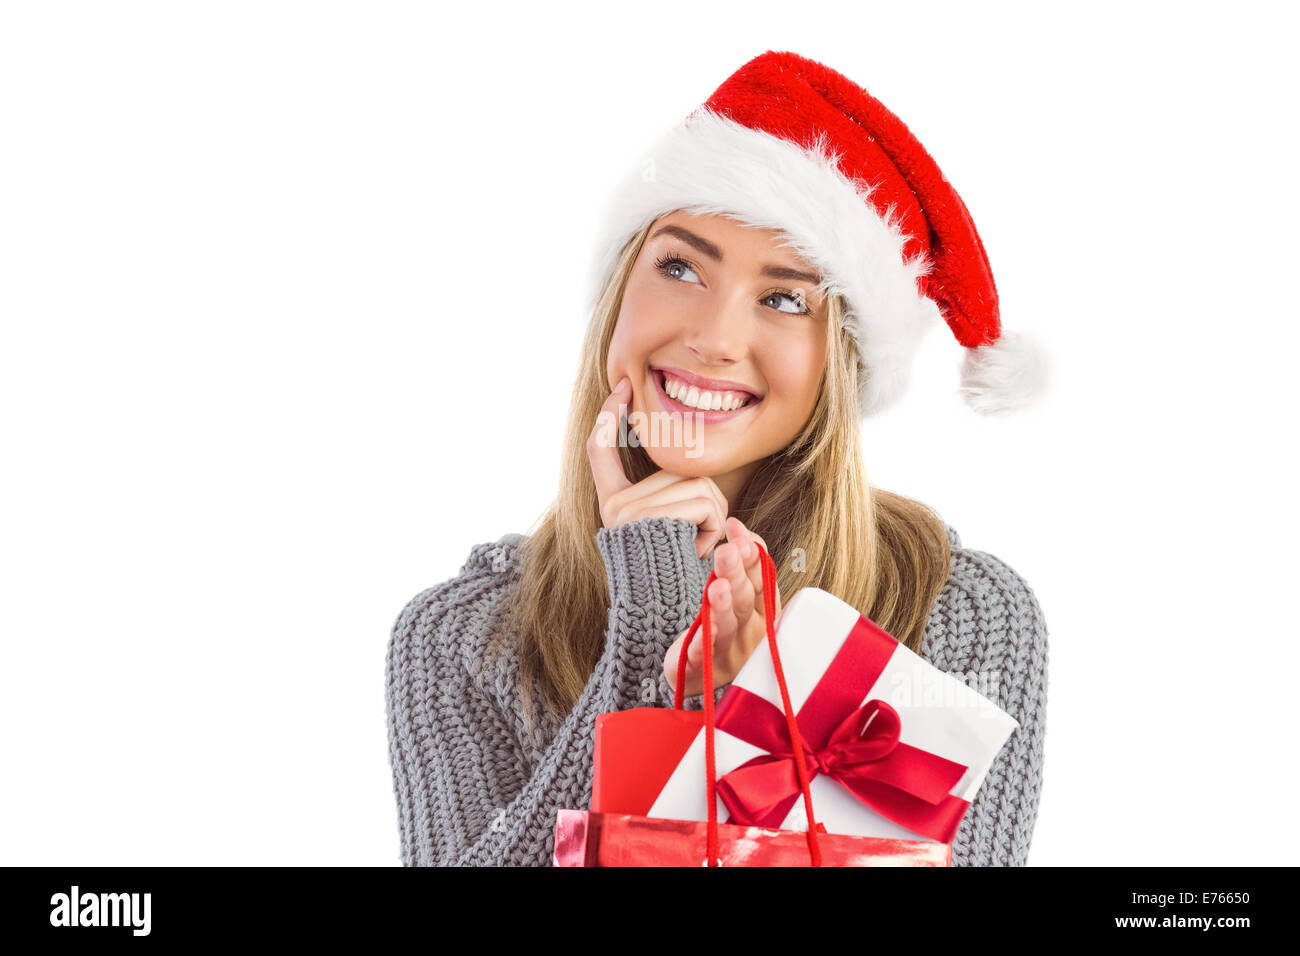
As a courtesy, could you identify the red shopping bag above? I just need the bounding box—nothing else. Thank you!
[554,540,953,866]
[554,808,951,866]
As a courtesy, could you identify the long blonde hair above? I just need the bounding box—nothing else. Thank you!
[493,219,952,731]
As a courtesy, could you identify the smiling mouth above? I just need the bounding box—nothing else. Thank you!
[651,368,763,414]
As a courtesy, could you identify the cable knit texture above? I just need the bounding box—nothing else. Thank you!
[385,516,1048,867]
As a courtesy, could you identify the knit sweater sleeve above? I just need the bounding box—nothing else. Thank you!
[920,531,1050,866]
[384,516,722,866]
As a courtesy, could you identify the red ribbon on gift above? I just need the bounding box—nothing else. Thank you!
[713,615,974,843]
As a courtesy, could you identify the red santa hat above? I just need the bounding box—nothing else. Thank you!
[588,50,1048,417]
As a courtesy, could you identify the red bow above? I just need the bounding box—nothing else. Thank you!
[713,616,973,843]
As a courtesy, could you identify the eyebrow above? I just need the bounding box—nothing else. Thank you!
[648,224,823,286]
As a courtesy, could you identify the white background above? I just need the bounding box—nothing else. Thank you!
[2,1,1297,866]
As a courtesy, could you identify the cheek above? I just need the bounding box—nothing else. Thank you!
[606,316,650,383]
[608,282,673,372]
[762,338,825,412]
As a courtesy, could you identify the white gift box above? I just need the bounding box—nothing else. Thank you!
[648,586,1020,842]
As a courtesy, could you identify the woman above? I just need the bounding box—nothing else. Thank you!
[386,50,1049,867]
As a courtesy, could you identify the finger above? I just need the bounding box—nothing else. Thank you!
[713,541,755,628]
[728,516,777,614]
[586,378,633,511]
[726,515,768,554]
[697,526,725,562]
[693,477,728,559]
[603,468,691,519]
[690,578,737,665]
[697,476,730,539]
[612,476,722,525]
[701,480,727,559]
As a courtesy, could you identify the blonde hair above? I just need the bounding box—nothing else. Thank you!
[492,218,952,732]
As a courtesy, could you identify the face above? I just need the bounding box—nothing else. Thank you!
[606,210,830,503]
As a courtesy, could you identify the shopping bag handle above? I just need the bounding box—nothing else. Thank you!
[673,540,824,867]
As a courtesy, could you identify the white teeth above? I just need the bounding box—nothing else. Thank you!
[662,373,750,411]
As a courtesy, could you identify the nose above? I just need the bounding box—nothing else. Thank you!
[683,288,752,367]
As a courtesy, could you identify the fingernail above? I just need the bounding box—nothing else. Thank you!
[743,541,755,559]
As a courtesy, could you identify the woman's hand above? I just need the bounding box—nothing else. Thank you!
[664,515,782,699]
[587,376,729,559]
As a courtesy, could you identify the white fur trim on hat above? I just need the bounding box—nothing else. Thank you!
[959,328,1050,415]
[588,108,943,418]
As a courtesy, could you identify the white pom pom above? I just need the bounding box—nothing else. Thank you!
[958,329,1049,415]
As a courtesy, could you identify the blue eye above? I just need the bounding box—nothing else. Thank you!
[653,253,701,284]
[762,291,812,315]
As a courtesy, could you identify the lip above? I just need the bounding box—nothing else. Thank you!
[648,367,763,423]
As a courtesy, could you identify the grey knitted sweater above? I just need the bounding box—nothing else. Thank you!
[385,516,1048,867]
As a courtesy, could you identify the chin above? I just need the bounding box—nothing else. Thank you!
[644,444,727,476]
